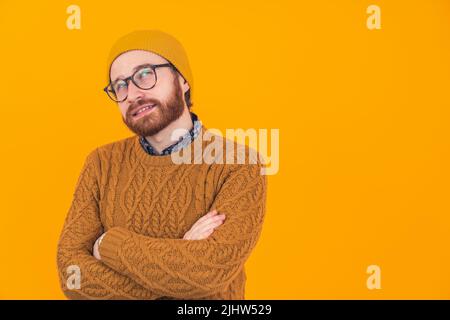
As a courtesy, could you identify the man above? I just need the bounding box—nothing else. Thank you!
[57,30,267,300]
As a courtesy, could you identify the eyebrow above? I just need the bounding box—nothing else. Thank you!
[111,63,153,85]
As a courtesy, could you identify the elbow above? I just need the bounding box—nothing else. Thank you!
[173,268,241,299]
[62,288,88,300]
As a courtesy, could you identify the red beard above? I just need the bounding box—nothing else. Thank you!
[122,75,185,137]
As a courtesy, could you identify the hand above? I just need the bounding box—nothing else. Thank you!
[93,233,106,260]
[183,209,226,240]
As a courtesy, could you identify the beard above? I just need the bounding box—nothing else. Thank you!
[122,76,185,137]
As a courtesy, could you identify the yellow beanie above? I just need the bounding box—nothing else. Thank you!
[106,30,193,99]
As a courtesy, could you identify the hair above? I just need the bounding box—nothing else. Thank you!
[170,64,193,109]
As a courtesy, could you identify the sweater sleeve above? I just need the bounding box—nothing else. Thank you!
[56,149,162,300]
[98,156,268,299]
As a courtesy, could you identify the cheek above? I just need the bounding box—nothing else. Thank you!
[118,103,128,117]
[154,77,175,98]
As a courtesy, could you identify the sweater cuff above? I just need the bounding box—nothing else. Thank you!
[99,227,131,273]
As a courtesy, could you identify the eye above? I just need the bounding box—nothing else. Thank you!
[114,81,127,91]
[137,67,154,79]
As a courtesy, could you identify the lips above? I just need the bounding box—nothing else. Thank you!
[132,103,157,118]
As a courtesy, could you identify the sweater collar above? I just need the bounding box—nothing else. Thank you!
[139,111,201,156]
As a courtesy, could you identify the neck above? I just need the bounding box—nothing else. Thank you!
[144,108,193,154]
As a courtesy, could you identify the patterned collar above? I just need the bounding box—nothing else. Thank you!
[139,112,202,156]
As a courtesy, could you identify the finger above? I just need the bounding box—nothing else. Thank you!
[190,213,221,231]
[193,221,224,240]
[183,228,195,240]
[192,214,225,233]
[193,227,216,240]
[191,210,218,228]
[195,218,225,235]
[192,214,224,232]
[196,228,215,240]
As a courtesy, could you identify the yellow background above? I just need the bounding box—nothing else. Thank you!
[0,0,449,299]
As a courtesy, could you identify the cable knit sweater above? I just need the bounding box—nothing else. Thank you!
[56,125,267,300]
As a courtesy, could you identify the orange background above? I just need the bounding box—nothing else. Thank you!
[0,0,449,299]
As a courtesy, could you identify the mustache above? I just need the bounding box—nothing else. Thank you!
[127,98,160,117]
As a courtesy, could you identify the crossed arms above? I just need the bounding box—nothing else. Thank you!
[56,148,267,299]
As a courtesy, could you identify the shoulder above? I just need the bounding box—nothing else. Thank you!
[201,128,266,177]
[92,136,136,160]
[82,136,137,169]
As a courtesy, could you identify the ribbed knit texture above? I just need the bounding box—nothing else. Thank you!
[56,125,267,300]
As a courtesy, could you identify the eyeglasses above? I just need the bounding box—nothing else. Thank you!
[104,63,174,102]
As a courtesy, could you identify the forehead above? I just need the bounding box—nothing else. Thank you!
[110,50,169,82]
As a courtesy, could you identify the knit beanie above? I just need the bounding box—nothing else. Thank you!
[106,30,193,100]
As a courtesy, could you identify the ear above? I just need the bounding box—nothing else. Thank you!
[179,74,190,94]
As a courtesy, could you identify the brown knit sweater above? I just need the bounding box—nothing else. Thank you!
[56,125,267,300]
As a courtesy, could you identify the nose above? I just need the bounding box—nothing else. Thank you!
[126,80,145,104]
